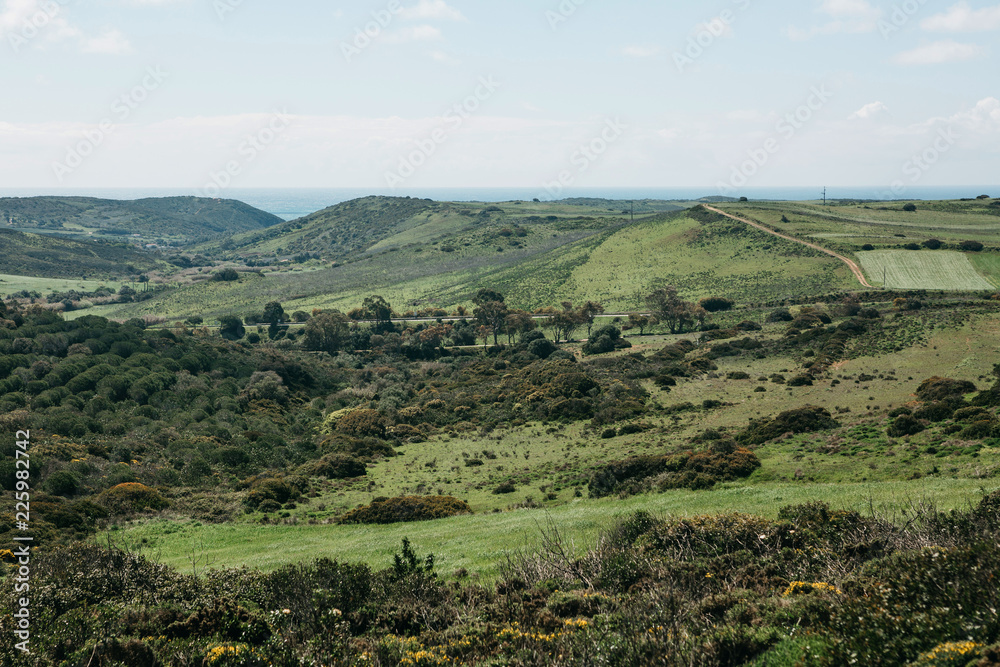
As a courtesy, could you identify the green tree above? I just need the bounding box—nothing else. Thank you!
[578,301,605,338]
[362,295,394,333]
[473,289,509,346]
[646,286,695,335]
[219,315,245,341]
[303,311,350,354]
[262,301,286,324]
[627,313,650,335]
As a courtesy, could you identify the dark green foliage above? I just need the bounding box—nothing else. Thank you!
[244,477,299,510]
[912,401,955,422]
[338,495,473,524]
[44,470,81,497]
[766,308,793,323]
[902,203,917,212]
[786,374,814,387]
[212,267,241,281]
[960,240,985,251]
[699,297,734,312]
[581,325,630,356]
[739,405,839,445]
[218,314,245,340]
[589,446,760,498]
[299,454,367,479]
[922,238,942,249]
[917,376,976,403]
[887,414,925,437]
[526,337,556,359]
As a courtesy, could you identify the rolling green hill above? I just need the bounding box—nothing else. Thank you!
[0,228,160,280]
[0,195,282,245]
[87,201,861,321]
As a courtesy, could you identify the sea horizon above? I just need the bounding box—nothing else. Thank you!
[0,185,995,221]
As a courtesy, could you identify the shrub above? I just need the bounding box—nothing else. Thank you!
[912,401,955,422]
[95,483,168,514]
[44,470,81,497]
[903,203,917,212]
[787,374,814,387]
[299,454,367,479]
[888,414,925,437]
[923,239,942,250]
[335,409,387,439]
[917,377,976,403]
[960,240,985,252]
[245,477,298,510]
[739,406,839,445]
[766,308,793,323]
[526,337,557,359]
[493,481,517,494]
[699,297,734,313]
[338,496,472,524]
[589,447,760,498]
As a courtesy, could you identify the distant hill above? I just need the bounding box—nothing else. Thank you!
[204,196,654,260]
[0,196,282,244]
[0,228,160,279]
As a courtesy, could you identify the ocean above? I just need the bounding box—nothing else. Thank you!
[0,186,995,221]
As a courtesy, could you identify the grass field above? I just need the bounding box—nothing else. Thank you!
[113,478,999,579]
[856,250,994,290]
[103,310,1000,576]
[0,273,122,297]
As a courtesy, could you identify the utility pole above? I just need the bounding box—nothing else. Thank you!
[822,187,827,206]
[630,200,634,223]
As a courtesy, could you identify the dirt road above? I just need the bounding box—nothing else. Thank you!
[702,205,874,289]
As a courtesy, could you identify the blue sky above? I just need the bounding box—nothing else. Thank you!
[0,0,997,195]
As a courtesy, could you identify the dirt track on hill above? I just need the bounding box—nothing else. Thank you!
[702,205,874,289]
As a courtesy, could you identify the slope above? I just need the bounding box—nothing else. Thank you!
[0,195,282,244]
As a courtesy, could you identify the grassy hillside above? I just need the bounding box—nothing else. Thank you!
[0,227,160,280]
[0,195,282,245]
[88,203,864,321]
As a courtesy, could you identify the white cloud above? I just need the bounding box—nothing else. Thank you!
[922,2,1000,32]
[622,45,660,58]
[383,25,443,43]
[788,0,882,40]
[399,0,465,22]
[81,28,132,55]
[893,40,986,65]
[850,101,889,119]
[0,0,136,54]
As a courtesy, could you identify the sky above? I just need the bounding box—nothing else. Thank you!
[0,0,997,196]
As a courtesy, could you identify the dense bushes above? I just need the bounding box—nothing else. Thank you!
[94,483,168,514]
[338,495,472,524]
[589,445,760,497]
[7,491,1000,666]
[739,405,839,445]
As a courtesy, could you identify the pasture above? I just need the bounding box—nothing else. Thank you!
[856,250,994,290]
